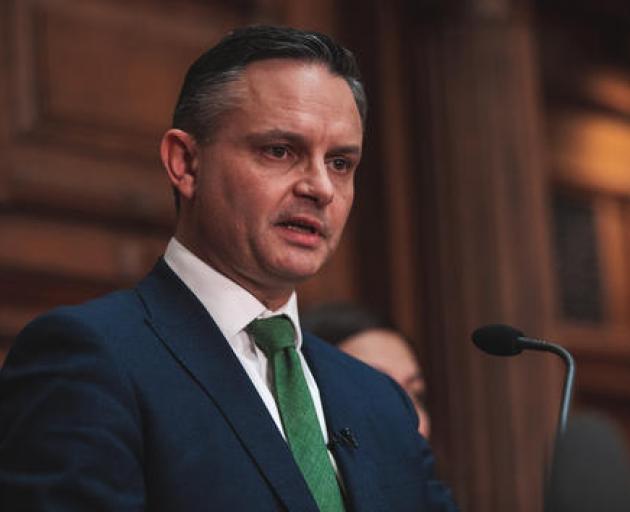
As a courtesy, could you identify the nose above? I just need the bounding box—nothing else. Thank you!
[293,158,334,206]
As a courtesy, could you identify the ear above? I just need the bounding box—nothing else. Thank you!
[160,129,199,200]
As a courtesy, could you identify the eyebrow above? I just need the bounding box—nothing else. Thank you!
[245,129,362,156]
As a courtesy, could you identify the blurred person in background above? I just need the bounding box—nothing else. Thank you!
[303,302,431,439]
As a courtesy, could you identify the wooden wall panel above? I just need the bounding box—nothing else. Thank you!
[10,0,242,153]
[8,147,172,225]
[0,214,166,282]
[0,0,254,355]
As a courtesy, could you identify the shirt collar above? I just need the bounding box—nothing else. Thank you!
[163,237,303,348]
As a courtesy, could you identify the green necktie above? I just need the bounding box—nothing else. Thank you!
[247,315,346,512]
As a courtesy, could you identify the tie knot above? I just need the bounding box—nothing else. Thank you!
[247,315,296,356]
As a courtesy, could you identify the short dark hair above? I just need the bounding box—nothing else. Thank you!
[301,302,393,346]
[172,25,367,143]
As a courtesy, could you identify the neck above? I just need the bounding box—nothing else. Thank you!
[172,232,295,312]
[219,271,294,312]
[256,291,293,312]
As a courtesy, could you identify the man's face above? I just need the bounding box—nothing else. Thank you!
[182,59,363,307]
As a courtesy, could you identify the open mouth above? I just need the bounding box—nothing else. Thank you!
[278,219,320,235]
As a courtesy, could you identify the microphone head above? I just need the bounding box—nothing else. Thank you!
[471,324,524,356]
[546,413,630,512]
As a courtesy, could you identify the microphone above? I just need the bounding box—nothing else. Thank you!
[545,413,630,512]
[327,427,359,450]
[340,427,359,448]
[471,324,576,434]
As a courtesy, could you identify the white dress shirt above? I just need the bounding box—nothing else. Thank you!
[163,237,331,446]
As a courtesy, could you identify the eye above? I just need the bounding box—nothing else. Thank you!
[263,145,290,159]
[329,157,353,172]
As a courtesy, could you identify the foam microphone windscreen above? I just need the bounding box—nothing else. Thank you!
[471,324,524,356]
[545,413,630,512]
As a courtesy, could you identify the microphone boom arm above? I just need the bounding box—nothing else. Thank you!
[518,337,576,435]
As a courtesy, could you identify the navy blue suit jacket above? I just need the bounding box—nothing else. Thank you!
[0,260,457,511]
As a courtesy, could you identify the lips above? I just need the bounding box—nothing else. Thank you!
[274,214,327,243]
[278,218,321,235]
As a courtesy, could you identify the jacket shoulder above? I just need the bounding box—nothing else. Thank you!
[302,331,400,385]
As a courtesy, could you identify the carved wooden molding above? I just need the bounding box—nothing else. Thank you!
[3,0,251,221]
[9,0,245,157]
[0,212,167,282]
[8,146,175,226]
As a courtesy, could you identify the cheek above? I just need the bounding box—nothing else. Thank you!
[332,192,354,227]
[215,171,268,220]
[338,182,354,212]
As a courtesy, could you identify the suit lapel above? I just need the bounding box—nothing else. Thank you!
[303,335,390,512]
[136,260,318,512]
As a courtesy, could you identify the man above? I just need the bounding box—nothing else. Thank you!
[0,26,457,511]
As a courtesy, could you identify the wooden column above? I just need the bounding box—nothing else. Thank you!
[329,2,563,507]
[410,10,563,512]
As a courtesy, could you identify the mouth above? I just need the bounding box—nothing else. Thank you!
[275,215,326,241]
[278,220,320,235]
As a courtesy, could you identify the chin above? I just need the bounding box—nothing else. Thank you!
[273,259,325,283]
[280,266,322,283]
[269,249,328,279]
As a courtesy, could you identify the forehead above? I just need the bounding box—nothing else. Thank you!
[223,59,363,137]
[342,329,420,375]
